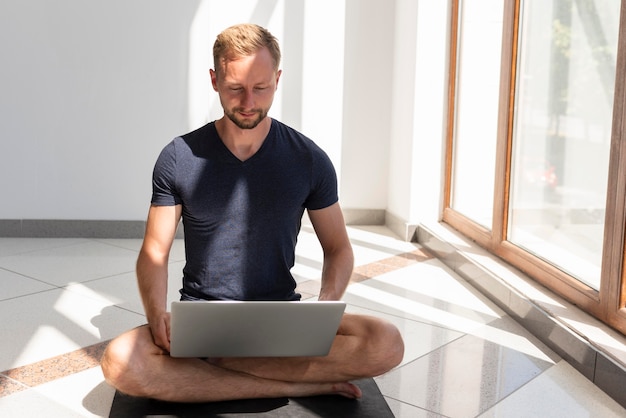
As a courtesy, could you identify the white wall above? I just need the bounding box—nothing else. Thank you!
[340,0,395,210]
[300,1,346,178]
[384,0,451,236]
[1,1,200,220]
[387,0,419,225]
[1,0,452,238]
[409,0,451,224]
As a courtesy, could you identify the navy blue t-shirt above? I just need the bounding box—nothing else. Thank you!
[151,119,338,301]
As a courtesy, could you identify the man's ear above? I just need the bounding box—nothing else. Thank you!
[210,69,219,92]
[275,69,282,90]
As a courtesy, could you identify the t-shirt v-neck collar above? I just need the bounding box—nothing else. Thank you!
[213,119,275,165]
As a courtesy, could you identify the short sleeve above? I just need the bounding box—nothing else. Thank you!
[304,147,339,210]
[151,140,182,206]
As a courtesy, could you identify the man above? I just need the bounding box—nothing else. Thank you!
[101,23,404,402]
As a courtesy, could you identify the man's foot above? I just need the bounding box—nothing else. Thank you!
[289,381,362,399]
[331,381,362,399]
[204,358,362,400]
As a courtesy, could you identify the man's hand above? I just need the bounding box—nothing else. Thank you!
[137,204,181,353]
[149,311,172,352]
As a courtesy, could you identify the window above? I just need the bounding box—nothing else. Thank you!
[509,0,617,290]
[449,0,504,229]
[444,0,626,333]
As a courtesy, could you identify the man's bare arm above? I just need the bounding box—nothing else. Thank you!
[308,202,354,301]
[137,204,182,351]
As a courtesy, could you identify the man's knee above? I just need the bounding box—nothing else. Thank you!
[101,326,152,396]
[340,314,403,376]
[362,317,404,376]
[101,333,133,389]
[380,320,404,369]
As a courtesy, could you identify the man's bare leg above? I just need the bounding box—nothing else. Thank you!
[102,314,403,403]
[101,325,364,403]
[212,313,404,383]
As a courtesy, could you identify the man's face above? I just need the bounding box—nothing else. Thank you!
[211,47,281,130]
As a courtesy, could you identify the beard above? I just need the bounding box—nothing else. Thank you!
[224,106,269,130]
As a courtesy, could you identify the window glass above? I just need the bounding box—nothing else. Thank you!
[509,0,620,289]
[450,0,505,228]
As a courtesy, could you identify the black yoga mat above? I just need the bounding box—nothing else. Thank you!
[109,378,394,417]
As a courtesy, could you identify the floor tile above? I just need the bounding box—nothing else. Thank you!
[349,226,421,254]
[383,397,444,417]
[0,268,55,301]
[0,367,114,418]
[0,374,27,397]
[94,238,186,263]
[0,227,624,417]
[377,331,553,417]
[350,230,422,266]
[0,386,86,418]
[66,260,186,316]
[0,241,138,287]
[467,317,560,364]
[347,304,464,367]
[2,341,107,388]
[92,238,143,252]
[0,238,85,258]
[0,288,144,370]
[292,257,324,282]
[510,295,598,381]
[343,262,503,334]
[478,360,626,417]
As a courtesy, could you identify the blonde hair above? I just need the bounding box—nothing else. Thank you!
[213,23,281,74]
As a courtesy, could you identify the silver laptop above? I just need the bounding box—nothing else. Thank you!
[169,300,346,358]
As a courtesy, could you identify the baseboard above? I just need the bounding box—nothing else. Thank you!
[342,209,417,242]
[0,219,148,238]
[342,209,386,226]
[0,210,417,241]
[384,211,418,242]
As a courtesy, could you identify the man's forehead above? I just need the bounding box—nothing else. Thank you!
[217,47,278,73]
[218,62,277,83]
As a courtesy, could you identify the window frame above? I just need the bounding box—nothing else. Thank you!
[443,0,626,333]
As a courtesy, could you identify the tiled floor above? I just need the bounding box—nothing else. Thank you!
[0,225,625,417]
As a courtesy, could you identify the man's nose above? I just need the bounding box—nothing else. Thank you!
[241,89,254,108]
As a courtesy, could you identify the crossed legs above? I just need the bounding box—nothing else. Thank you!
[101,313,404,403]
